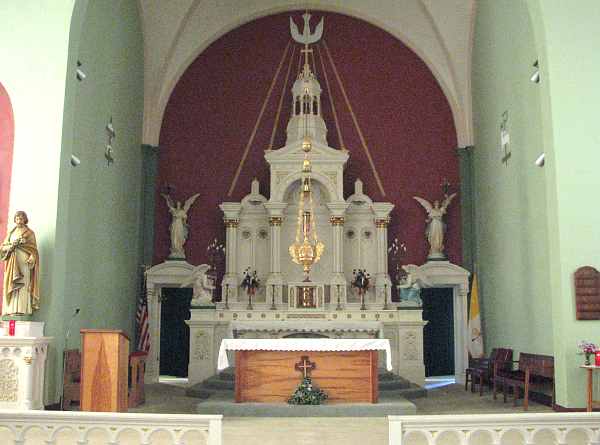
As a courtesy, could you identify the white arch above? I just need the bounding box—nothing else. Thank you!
[275,170,337,203]
[140,0,474,148]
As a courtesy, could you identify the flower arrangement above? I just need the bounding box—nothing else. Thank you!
[240,268,260,295]
[351,269,371,294]
[388,238,407,285]
[578,341,598,365]
[206,238,225,268]
[288,377,328,405]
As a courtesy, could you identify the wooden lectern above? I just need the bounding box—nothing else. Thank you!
[80,329,129,412]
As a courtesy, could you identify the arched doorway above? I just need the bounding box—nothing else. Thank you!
[0,82,15,313]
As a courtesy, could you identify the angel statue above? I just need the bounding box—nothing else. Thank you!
[161,192,200,259]
[181,264,215,306]
[413,193,457,260]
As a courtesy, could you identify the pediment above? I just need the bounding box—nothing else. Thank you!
[265,140,349,165]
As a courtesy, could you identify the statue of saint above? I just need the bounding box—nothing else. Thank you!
[413,193,457,259]
[161,193,200,259]
[1,211,40,316]
[181,264,215,306]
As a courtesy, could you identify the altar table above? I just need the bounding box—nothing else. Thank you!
[218,338,392,403]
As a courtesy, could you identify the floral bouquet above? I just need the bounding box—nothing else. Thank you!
[578,340,597,365]
[388,238,407,285]
[241,268,260,295]
[351,269,371,294]
[288,377,328,405]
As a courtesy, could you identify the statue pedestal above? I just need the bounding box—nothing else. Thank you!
[0,334,52,410]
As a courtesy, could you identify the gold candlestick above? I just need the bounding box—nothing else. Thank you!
[224,284,229,310]
[336,284,342,310]
[270,284,277,310]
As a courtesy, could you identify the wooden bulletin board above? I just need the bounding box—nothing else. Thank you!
[574,266,600,320]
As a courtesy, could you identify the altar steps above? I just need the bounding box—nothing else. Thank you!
[186,368,426,401]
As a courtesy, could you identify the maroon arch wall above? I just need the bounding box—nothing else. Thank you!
[156,12,460,280]
[0,82,15,305]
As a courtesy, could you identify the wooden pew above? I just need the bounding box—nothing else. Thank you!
[465,348,513,395]
[493,352,554,410]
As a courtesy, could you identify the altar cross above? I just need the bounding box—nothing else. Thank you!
[295,355,316,378]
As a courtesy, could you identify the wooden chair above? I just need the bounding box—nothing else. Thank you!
[61,349,81,410]
[494,352,554,410]
[128,351,148,408]
[465,348,513,395]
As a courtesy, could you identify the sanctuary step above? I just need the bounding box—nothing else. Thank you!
[186,368,426,401]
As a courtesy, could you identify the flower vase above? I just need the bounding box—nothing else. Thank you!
[360,290,366,311]
[247,289,254,310]
[596,351,600,367]
[585,353,592,366]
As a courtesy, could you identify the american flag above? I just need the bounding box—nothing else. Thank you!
[136,266,150,353]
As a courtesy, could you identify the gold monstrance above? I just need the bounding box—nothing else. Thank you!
[288,14,325,282]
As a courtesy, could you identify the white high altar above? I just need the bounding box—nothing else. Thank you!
[144,16,470,387]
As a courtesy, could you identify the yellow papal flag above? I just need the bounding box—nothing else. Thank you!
[468,273,484,358]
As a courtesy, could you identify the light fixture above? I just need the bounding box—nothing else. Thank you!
[70,155,81,167]
[534,152,545,167]
[289,54,324,283]
[530,60,540,83]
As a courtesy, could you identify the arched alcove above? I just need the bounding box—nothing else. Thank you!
[0,82,15,310]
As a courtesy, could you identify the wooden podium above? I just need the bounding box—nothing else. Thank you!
[80,329,129,412]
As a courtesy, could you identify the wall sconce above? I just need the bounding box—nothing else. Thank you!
[70,155,81,167]
[530,60,540,84]
[534,153,545,167]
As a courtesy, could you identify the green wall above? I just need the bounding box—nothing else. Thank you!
[473,0,600,407]
[472,0,553,383]
[534,0,600,407]
[47,0,145,404]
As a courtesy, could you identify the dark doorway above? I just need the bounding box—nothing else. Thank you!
[421,287,454,377]
[160,287,193,377]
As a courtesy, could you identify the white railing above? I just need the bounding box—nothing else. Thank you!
[0,410,222,445]
[389,413,600,445]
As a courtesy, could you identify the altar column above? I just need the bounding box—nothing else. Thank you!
[265,202,287,306]
[220,203,242,300]
[327,202,349,306]
[373,203,394,306]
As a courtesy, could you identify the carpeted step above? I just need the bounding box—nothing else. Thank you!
[378,370,400,381]
[380,386,427,400]
[201,376,235,390]
[378,378,412,391]
[185,384,215,399]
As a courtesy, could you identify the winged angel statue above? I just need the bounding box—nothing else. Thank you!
[161,192,200,259]
[181,264,215,306]
[413,193,457,260]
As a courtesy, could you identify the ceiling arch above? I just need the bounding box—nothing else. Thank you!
[139,0,475,148]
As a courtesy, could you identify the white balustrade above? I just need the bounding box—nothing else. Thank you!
[0,410,222,445]
[389,413,600,445]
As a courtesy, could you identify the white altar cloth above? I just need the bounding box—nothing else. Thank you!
[217,338,392,371]
[229,321,384,336]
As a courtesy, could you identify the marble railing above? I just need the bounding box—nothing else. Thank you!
[0,410,222,445]
[389,413,600,445]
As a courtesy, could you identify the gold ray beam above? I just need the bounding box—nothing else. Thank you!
[322,40,386,197]
[228,41,292,196]
[268,44,296,150]
[316,44,345,151]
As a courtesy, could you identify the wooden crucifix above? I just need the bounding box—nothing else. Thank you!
[295,355,316,378]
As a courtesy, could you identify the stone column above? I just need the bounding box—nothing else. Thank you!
[22,350,34,410]
[372,203,394,305]
[220,203,242,301]
[264,202,287,306]
[145,286,160,383]
[186,309,224,385]
[327,202,349,306]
